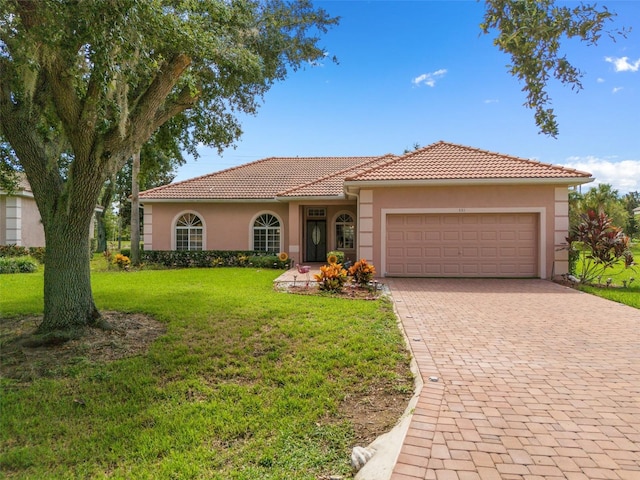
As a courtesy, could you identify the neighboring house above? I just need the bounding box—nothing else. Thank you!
[0,174,101,248]
[139,141,593,279]
[0,174,45,247]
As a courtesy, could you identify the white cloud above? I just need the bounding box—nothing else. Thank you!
[484,99,499,104]
[412,69,447,87]
[613,86,624,94]
[596,77,605,83]
[605,56,640,72]
[562,156,640,194]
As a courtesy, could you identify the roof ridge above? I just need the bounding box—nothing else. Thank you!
[276,155,391,196]
[139,156,281,197]
[438,141,592,176]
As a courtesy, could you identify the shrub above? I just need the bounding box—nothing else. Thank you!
[0,245,45,263]
[0,256,38,274]
[567,210,635,284]
[0,244,29,258]
[28,247,46,264]
[349,258,376,287]
[246,255,279,268]
[314,263,348,292]
[326,250,345,265]
[112,253,131,270]
[140,250,288,269]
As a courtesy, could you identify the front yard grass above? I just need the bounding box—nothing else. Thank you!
[0,267,413,479]
[575,242,639,309]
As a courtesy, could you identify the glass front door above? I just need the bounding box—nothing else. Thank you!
[305,220,326,262]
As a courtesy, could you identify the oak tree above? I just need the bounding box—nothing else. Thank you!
[0,0,336,337]
[482,0,618,136]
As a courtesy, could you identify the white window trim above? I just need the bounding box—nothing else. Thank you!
[333,210,356,250]
[249,211,283,253]
[171,210,206,250]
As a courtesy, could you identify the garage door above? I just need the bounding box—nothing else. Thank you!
[385,213,538,277]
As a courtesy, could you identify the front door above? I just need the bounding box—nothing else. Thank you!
[306,220,326,262]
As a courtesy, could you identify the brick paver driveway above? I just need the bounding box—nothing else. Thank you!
[386,279,640,480]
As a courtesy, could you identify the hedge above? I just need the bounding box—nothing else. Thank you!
[0,245,46,263]
[140,250,290,269]
[0,256,39,274]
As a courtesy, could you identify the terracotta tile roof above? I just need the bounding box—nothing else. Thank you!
[278,154,397,197]
[347,141,592,182]
[140,141,592,201]
[139,156,382,200]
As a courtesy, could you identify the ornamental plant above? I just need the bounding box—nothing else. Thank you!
[113,253,131,270]
[349,258,376,287]
[567,210,635,284]
[314,263,348,293]
[326,250,344,265]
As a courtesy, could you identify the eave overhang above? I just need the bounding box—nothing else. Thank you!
[139,198,279,204]
[275,195,348,202]
[343,176,594,195]
[140,194,350,204]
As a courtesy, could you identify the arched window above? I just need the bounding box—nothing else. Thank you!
[253,213,280,252]
[335,213,355,249]
[175,213,203,250]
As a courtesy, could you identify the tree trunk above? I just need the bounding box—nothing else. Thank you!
[96,209,108,253]
[38,208,101,335]
[130,151,141,265]
[97,177,116,253]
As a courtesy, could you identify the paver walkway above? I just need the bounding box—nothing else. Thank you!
[385,279,640,480]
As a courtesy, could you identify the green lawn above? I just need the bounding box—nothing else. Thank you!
[575,242,639,309]
[0,267,413,479]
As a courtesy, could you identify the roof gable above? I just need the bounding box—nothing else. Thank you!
[346,141,592,182]
[278,154,397,198]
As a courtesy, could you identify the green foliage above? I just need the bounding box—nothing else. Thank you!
[0,269,412,478]
[622,192,640,239]
[141,250,288,269]
[481,0,618,136]
[0,245,45,264]
[0,256,38,274]
[567,210,634,284]
[570,186,640,239]
[326,250,345,265]
[0,0,338,333]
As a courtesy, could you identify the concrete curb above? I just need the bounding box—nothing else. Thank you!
[354,299,425,480]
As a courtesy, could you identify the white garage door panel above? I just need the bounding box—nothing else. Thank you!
[386,213,538,278]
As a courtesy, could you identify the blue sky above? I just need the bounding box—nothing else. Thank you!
[175,0,640,194]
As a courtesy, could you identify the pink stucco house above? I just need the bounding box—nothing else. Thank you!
[139,141,593,278]
[0,175,46,248]
[1,174,101,249]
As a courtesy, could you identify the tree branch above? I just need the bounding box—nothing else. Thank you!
[128,53,192,134]
[102,54,194,168]
[153,85,200,128]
